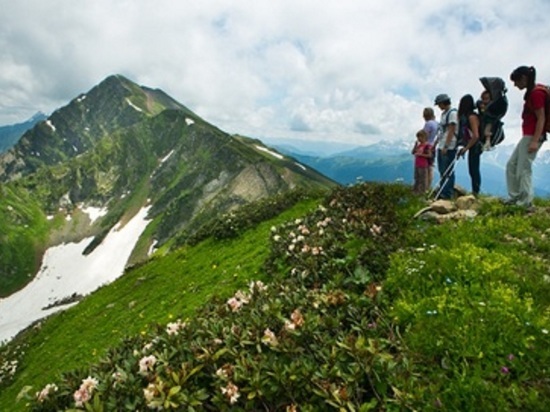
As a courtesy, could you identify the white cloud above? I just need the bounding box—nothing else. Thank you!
[1,0,550,146]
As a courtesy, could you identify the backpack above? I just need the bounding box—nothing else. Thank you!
[479,76,508,147]
[458,113,476,147]
[487,119,505,146]
[438,108,457,142]
[530,84,550,134]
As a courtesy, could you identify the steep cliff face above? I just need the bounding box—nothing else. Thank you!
[0,75,337,296]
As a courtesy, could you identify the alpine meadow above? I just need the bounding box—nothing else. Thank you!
[0,75,549,411]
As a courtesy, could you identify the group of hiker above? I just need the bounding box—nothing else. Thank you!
[411,65,547,210]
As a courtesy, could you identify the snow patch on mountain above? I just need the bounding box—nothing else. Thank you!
[45,120,56,132]
[255,145,284,160]
[0,206,151,343]
[82,206,108,224]
[125,98,143,112]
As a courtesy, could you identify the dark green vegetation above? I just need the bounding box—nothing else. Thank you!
[0,75,335,296]
[2,183,548,411]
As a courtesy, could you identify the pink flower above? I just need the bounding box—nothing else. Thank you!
[227,297,242,312]
[500,366,510,374]
[73,376,98,407]
[73,387,90,407]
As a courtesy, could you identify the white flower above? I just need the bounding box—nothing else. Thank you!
[234,290,250,304]
[370,224,382,236]
[249,280,267,294]
[36,383,58,403]
[216,367,228,379]
[143,383,157,403]
[81,376,99,391]
[284,320,296,331]
[166,319,187,335]
[262,328,279,346]
[312,246,322,255]
[139,355,157,375]
[221,382,240,404]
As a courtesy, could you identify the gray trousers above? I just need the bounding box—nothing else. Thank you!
[506,136,541,206]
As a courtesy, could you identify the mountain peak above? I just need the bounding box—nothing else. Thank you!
[0,75,193,180]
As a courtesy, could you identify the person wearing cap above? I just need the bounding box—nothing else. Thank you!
[434,93,458,199]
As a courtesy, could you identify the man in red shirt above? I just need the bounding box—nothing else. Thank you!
[505,66,546,209]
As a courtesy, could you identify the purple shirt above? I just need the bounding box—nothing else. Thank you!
[424,119,439,145]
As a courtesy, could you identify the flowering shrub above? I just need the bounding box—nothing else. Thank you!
[15,183,550,410]
[0,342,25,388]
[17,183,416,410]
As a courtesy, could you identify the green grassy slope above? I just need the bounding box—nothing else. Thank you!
[1,185,550,410]
[0,193,321,410]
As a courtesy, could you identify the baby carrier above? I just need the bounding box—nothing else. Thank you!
[478,77,508,146]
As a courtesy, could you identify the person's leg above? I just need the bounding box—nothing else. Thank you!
[515,137,540,207]
[413,167,420,194]
[506,139,522,202]
[440,149,457,199]
[419,167,429,194]
[468,143,482,195]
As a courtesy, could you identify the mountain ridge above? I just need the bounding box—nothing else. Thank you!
[0,75,336,299]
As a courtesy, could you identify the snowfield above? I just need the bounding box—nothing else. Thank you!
[0,206,151,343]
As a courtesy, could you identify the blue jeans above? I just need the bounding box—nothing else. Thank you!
[437,148,457,199]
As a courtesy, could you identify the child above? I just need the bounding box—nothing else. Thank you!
[478,90,494,151]
[411,129,432,195]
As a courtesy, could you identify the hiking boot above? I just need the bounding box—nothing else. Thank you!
[502,198,516,206]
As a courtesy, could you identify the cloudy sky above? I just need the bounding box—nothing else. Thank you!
[1,0,550,147]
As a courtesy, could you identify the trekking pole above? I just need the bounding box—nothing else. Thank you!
[431,152,461,200]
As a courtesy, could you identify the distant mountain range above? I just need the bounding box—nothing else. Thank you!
[0,112,47,153]
[269,138,550,197]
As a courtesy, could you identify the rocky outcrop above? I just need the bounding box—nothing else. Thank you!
[414,195,479,223]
